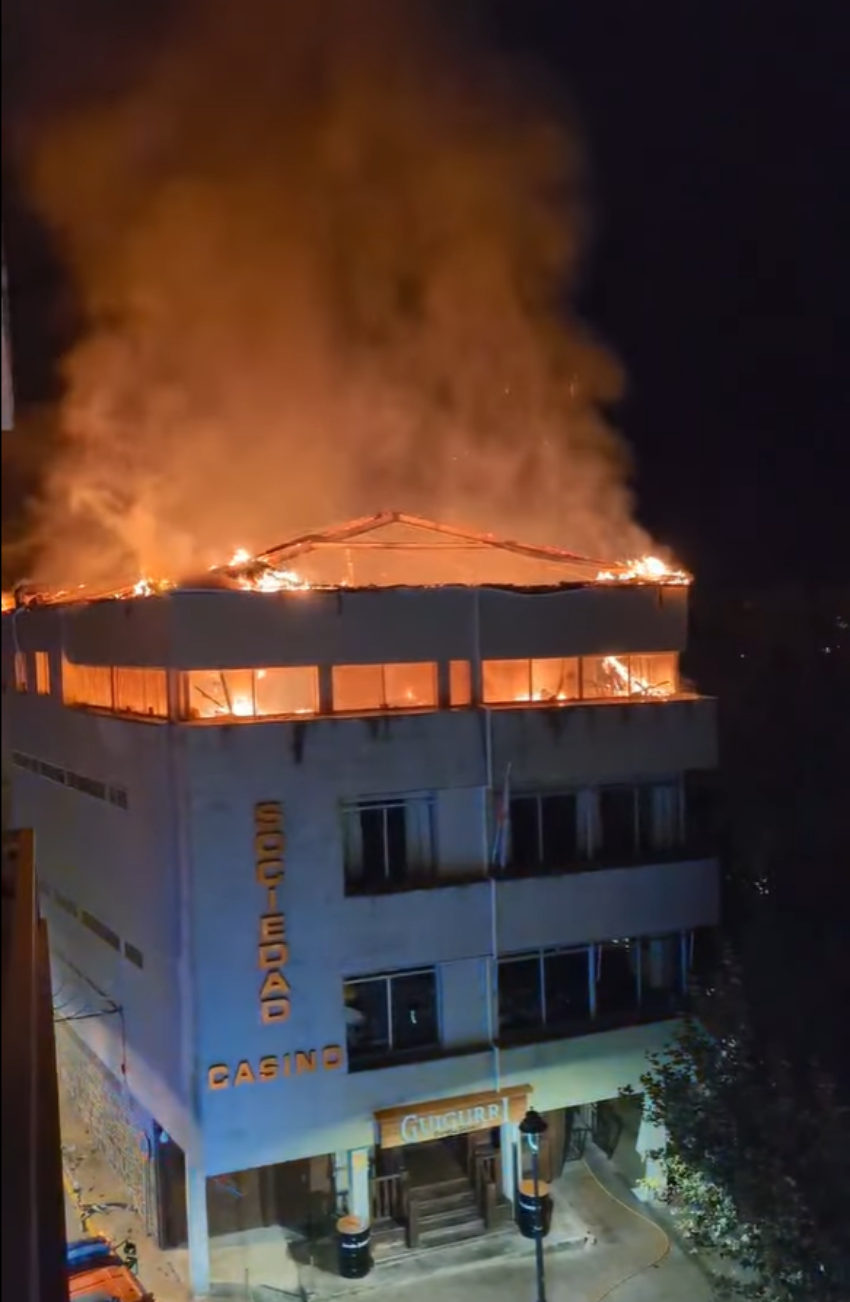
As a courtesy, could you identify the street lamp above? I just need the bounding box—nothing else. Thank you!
[519,1108,549,1302]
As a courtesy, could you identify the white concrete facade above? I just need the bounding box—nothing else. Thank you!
[2,547,719,1293]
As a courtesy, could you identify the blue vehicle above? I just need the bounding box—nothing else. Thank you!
[66,1237,121,1275]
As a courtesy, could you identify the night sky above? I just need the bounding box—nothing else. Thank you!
[3,0,848,584]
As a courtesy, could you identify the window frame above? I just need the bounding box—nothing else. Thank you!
[344,966,441,1067]
[342,794,436,893]
[331,662,439,714]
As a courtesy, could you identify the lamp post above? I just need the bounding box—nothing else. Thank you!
[519,1108,549,1302]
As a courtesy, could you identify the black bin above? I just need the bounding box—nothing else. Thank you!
[515,1179,553,1240]
[336,1215,371,1279]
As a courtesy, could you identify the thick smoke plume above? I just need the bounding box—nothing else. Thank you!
[24,0,651,583]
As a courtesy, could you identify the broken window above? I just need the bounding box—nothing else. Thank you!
[581,655,631,699]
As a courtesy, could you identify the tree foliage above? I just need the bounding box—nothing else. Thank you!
[632,953,850,1301]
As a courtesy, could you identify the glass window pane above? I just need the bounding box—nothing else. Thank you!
[359,806,388,884]
[498,956,543,1034]
[596,941,639,1018]
[449,660,472,706]
[629,652,678,698]
[639,936,683,1015]
[531,658,579,702]
[345,979,390,1061]
[598,788,637,860]
[384,662,437,709]
[35,651,51,695]
[482,660,531,704]
[540,794,578,865]
[582,655,631,699]
[509,798,540,868]
[15,651,29,692]
[255,666,318,717]
[332,664,384,712]
[391,971,438,1051]
[544,949,590,1026]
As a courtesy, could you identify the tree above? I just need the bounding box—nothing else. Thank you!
[631,952,850,1302]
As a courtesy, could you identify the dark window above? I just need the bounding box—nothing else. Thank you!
[638,935,684,1015]
[595,940,639,1018]
[598,788,637,860]
[40,761,67,786]
[124,942,145,969]
[80,909,120,951]
[498,956,543,1034]
[343,798,434,892]
[344,969,439,1069]
[685,771,722,848]
[509,793,578,871]
[544,949,591,1026]
[391,971,439,1053]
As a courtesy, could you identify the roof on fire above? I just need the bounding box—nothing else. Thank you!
[252,511,618,589]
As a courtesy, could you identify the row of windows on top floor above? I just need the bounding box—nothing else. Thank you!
[342,773,719,893]
[344,928,715,1072]
[11,650,682,720]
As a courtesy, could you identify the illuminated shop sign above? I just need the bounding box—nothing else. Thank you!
[375,1086,530,1149]
[207,1046,343,1090]
[255,801,290,1023]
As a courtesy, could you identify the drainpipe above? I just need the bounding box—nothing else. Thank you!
[475,589,501,1096]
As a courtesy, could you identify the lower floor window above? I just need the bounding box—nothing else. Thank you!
[498,932,690,1038]
[344,968,439,1068]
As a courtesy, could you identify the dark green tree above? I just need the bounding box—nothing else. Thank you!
[631,953,850,1301]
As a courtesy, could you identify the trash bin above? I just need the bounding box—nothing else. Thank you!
[336,1215,371,1279]
[515,1179,553,1240]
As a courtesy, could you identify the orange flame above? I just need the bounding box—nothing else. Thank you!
[596,555,691,585]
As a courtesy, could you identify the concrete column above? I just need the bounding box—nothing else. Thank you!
[635,1112,668,1203]
[186,1164,211,1297]
[500,1123,517,1207]
[347,1148,372,1226]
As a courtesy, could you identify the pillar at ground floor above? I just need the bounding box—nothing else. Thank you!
[186,1164,211,1297]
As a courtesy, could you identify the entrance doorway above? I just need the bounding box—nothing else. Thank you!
[155,1125,187,1250]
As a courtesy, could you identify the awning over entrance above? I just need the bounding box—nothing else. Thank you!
[375,1086,531,1149]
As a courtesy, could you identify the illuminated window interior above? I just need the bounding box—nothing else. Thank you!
[449,660,472,706]
[114,667,168,718]
[34,651,51,695]
[14,650,28,693]
[185,667,319,719]
[483,653,678,705]
[62,657,115,711]
[332,663,438,713]
[482,657,579,704]
[582,652,678,700]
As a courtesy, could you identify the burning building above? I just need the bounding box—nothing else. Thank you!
[2,512,718,1293]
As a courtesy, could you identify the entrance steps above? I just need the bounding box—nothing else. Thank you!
[371,1175,513,1259]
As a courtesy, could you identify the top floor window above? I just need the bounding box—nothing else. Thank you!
[62,657,115,711]
[14,650,28,693]
[482,652,678,705]
[184,667,318,719]
[332,663,437,713]
[35,651,51,695]
[483,657,579,706]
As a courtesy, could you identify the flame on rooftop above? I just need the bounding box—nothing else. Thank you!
[3,512,691,609]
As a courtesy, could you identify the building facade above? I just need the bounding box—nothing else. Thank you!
[2,516,719,1294]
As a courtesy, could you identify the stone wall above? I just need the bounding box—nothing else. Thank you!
[57,1023,157,1234]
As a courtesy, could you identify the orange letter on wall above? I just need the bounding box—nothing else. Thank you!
[208,1065,230,1090]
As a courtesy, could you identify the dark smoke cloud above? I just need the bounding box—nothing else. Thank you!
[21,0,652,583]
